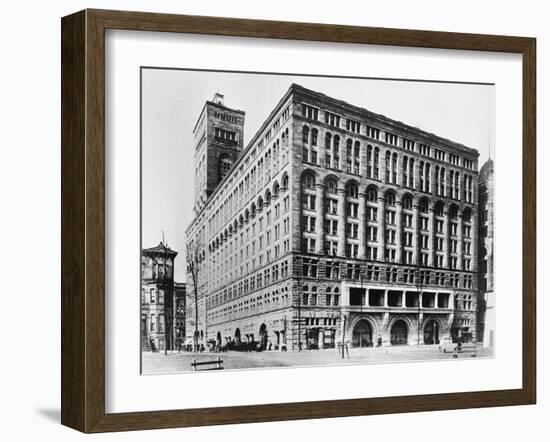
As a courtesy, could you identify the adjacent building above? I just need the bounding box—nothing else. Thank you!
[477,159,494,347]
[185,84,480,351]
[141,242,186,352]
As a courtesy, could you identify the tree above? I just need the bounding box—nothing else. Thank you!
[185,239,203,352]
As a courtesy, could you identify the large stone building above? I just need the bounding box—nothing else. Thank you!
[477,159,494,347]
[185,84,480,351]
[141,242,186,352]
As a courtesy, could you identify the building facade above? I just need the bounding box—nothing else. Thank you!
[186,84,480,351]
[477,159,494,347]
[141,242,186,352]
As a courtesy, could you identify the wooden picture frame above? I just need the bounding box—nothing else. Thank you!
[61,8,536,433]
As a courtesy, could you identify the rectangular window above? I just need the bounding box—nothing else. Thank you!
[421,253,429,266]
[325,199,338,215]
[366,125,380,140]
[421,234,429,249]
[367,226,378,242]
[346,118,361,133]
[324,111,341,127]
[420,217,429,231]
[302,104,319,120]
[346,202,358,218]
[403,138,415,151]
[385,132,398,146]
[367,207,378,222]
[346,223,358,239]
[367,246,378,260]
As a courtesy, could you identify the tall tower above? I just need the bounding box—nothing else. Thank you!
[192,93,245,213]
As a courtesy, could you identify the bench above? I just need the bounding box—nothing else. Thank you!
[191,357,224,371]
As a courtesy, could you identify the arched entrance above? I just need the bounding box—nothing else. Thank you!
[234,328,241,345]
[352,319,373,347]
[424,319,440,345]
[390,320,409,346]
[259,323,268,350]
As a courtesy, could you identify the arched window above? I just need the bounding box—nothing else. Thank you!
[435,201,444,217]
[409,157,415,188]
[325,132,332,148]
[325,132,333,168]
[282,174,289,191]
[386,191,396,206]
[346,182,358,199]
[326,179,338,195]
[303,173,316,189]
[302,125,309,144]
[333,135,340,169]
[353,141,361,174]
[367,186,378,202]
[450,205,458,219]
[385,151,391,182]
[374,147,380,179]
[273,182,280,198]
[403,156,409,186]
[463,208,472,223]
[219,155,233,181]
[346,139,353,173]
[392,153,398,184]
[367,145,373,178]
[425,162,431,193]
[419,198,429,213]
[311,128,318,146]
[403,194,413,210]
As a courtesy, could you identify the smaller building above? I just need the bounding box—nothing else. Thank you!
[173,282,187,350]
[141,242,185,352]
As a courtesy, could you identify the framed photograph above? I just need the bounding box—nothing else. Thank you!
[61,9,536,433]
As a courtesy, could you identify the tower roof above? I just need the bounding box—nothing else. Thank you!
[142,242,178,257]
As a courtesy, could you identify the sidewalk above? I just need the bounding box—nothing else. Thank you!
[142,345,493,374]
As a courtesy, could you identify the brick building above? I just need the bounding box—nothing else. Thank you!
[185,84,480,351]
[141,242,186,352]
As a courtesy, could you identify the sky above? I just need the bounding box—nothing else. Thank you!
[141,68,494,282]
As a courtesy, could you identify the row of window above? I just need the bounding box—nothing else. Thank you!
[207,102,292,239]
[208,258,292,310]
[304,259,475,289]
[304,126,476,201]
[208,285,292,324]
[300,102,476,169]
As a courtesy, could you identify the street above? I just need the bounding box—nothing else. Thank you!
[142,345,493,374]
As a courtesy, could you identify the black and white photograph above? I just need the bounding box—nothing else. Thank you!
[140,68,495,374]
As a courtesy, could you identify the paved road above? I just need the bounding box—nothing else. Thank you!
[142,345,493,374]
